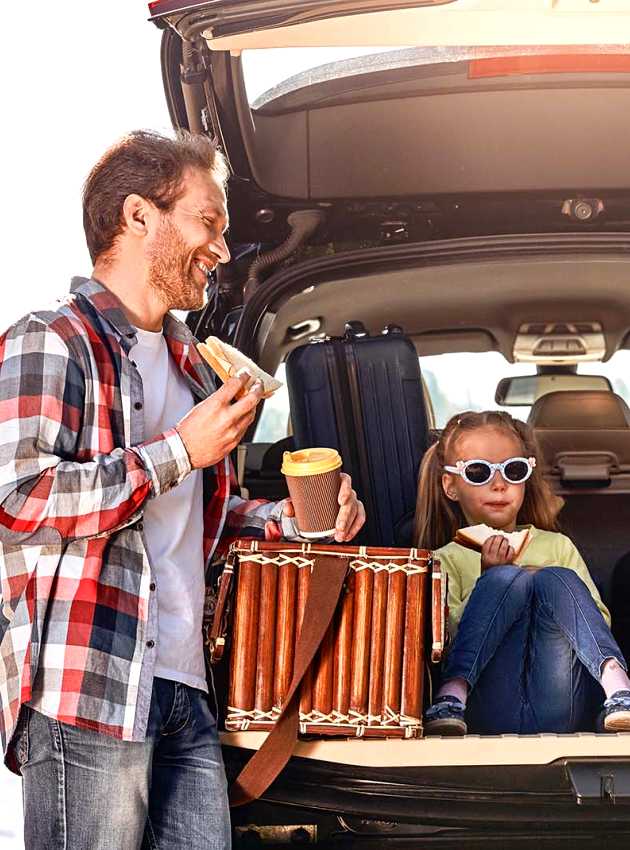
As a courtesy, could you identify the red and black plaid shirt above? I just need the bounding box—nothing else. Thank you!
[0,278,287,769]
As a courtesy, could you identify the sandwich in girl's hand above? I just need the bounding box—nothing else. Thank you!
[454,524,531,560]
[197,336,283,399]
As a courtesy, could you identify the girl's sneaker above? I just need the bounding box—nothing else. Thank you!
[424,695,467,736]
[602,689,630,732]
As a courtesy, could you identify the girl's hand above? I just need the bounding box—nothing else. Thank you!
[480,535,516,572]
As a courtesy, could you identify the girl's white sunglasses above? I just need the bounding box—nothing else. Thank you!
[444,456,536,486]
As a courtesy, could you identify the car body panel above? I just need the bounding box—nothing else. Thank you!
[223,742,630,827]
[150,0,630,49]
[149,1,454,41]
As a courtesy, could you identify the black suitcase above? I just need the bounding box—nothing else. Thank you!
[285,323,431,547]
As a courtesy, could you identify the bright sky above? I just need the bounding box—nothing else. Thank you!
[1,2,171,333]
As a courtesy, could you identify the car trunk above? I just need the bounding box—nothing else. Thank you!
[151,0,630,833]
[216,237,630,828]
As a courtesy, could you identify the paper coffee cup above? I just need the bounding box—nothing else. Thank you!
[281,448,342,539]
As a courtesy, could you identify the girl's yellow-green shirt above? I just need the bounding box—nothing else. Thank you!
[435,524,610,637]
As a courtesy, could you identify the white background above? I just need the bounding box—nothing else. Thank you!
[1,4,169,845]
[1,1,170,335]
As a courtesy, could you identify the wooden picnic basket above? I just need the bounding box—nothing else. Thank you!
[208,540,447,804]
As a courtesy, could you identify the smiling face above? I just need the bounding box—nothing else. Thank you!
[442,426,526,532]
[146,166,231,311]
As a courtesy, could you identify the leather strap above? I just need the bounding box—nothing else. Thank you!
[229,554,349,807]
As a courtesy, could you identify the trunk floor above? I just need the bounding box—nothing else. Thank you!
[221,730,630,767]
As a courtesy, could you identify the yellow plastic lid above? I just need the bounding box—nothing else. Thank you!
[281,447,342,477]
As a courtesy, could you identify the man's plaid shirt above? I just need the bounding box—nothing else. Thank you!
[0,277,288,770]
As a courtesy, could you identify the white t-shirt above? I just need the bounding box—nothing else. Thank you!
[132,327,207,692]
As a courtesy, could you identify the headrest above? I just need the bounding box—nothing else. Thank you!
[528,391,630,429]
[261,436,295,474]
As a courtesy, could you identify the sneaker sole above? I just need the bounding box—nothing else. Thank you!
[604,710,630,732]
[424,717,467,736]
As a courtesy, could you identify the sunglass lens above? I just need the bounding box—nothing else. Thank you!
[504,460,530,482]
[465,462,492,485]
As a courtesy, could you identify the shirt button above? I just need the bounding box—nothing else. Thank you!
[134,401,143,411]
[146,640,155,649]
[149,582,156,591]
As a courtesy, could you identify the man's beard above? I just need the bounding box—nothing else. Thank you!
[147,218,207,311]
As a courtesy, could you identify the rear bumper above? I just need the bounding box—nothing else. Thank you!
[223,732,630,832]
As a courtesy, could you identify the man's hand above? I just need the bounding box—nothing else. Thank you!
[176,372,263,469]
[283,472,366,543]
[480,535,516,572]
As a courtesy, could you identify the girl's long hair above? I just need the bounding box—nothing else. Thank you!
[413,410,563,550]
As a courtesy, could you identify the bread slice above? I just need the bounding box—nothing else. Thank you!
[454,524,531,560]
[197,336,282,400]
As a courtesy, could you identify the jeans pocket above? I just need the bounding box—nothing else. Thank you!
[13,707,30,770]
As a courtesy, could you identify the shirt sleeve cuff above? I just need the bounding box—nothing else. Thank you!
[133,427,192,497]
[281,512,302,540]
[270,498,328,542]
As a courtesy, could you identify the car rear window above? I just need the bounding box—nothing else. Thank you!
[252,350,630,442]
[421,350,630,428]
[241,44,630,108]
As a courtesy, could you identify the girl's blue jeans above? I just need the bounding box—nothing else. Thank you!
[443,565,627,734]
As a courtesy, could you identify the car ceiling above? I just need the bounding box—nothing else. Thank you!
[254,253,630,373]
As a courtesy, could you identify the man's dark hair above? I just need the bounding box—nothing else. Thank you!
[82,130,229,263]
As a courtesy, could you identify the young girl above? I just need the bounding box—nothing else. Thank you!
[416,410,630,735]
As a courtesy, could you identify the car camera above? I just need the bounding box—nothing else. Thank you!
[561,197,604,222]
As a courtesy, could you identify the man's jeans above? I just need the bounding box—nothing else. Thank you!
[443,566,627,734]
[13,677,230,850]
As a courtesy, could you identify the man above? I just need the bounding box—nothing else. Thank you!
[0,130,365,849]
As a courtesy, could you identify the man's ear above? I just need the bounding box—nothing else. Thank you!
[442,473,458,501]
[122,193,155,238]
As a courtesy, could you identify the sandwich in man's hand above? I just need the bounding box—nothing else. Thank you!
[454,524,531,560]
[197,336,283,400]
